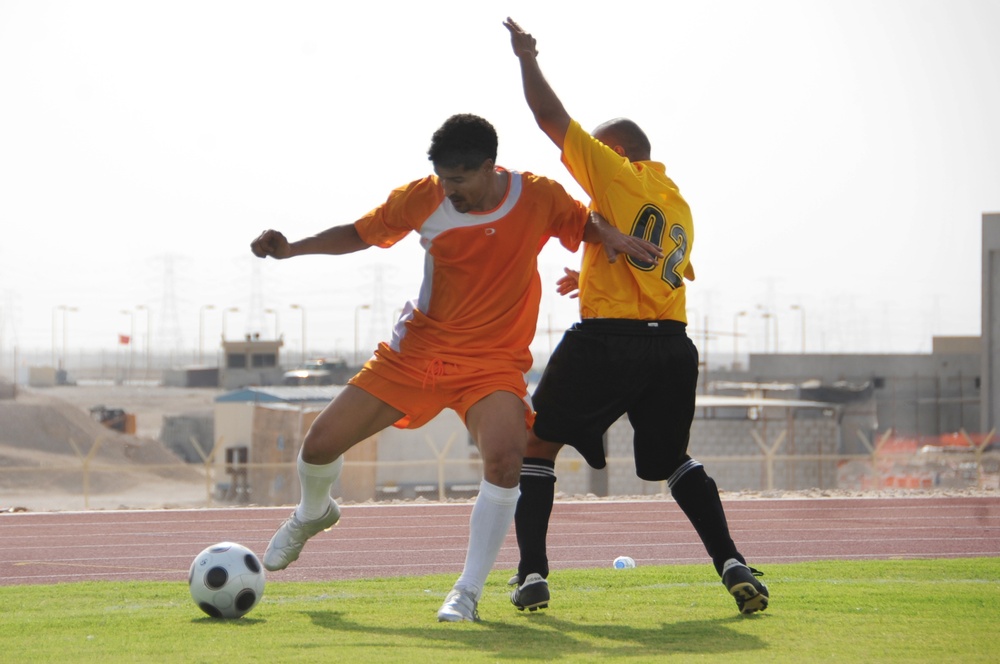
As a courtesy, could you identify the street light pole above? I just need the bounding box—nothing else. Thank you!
[791,304,806,353]
[733,310,747,370]
[264,308,280,340]
[120,309,135,384]
[136,304,151,379]
[290,304,306,363]
[52,304,77,370]
[60,305,78,372]
[756,305,773,353]
[354,304,371,365]
[60,307,68,371]
[761,312,774,353]
[51,306,58,368]
[199,304,215,365]
[222,307,239,342]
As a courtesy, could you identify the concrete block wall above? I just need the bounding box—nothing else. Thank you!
[551,413,841,494]
[772,419,842,490]
[551,446,592,496]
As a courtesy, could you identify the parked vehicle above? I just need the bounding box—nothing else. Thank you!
[281,358,350,386]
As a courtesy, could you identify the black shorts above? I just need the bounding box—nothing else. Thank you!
[531,319,699,482]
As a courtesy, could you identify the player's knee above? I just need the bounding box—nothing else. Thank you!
[300,426,347,465]
[525,433,561,461]
[482,454,523,488]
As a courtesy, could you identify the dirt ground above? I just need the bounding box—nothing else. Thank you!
[0,384,221,512]
[35,383,222,440]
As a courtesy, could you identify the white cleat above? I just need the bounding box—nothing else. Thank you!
[437,587,480,623]
[263,501,340,571]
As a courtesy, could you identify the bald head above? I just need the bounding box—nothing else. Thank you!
[592,118,651,162]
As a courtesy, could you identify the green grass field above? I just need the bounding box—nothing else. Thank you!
[1,558,996,663]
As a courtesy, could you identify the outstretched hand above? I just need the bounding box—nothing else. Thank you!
[556,268,580,299]
[503,17,538,58]
[251,229,291,259]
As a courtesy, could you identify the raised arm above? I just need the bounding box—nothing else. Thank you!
[251,223,370,260]
[503,17,571,148]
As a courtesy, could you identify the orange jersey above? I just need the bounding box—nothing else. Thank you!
[561,120,694,322]
[354,168,588,373]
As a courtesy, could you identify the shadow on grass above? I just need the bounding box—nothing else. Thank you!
[303,610,766,660]
[190,616,267,626]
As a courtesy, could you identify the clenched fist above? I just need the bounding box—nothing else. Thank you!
[251,229,291,259]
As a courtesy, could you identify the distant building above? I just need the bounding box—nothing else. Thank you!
[211,386,481,505]
[160,411,214,463]
[982,212,1000,434]
[736,336,981,439]
[220,336,284,389]
[162,366,220,388]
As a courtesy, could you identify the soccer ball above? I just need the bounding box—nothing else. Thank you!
[188,542,266,619]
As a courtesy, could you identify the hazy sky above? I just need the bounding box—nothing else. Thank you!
[1,0,998,370]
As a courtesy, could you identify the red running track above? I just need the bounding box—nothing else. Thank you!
[1,496,998,587]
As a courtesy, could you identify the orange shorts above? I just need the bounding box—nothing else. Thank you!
[348,342,534,430]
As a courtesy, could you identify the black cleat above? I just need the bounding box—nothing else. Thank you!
[722,559,769,615]
[510,573,550,611]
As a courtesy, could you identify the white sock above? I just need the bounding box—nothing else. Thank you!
[294,453,343,521]
[454,480,520,600]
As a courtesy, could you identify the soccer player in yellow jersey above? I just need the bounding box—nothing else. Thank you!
[504,18,769,616]
[250,113,660,623]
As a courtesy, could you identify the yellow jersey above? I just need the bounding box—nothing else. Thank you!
[561,119,694,322]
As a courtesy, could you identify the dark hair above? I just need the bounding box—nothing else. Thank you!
[427,114,498,170]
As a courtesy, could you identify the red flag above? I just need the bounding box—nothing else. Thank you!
[118,334,131,345]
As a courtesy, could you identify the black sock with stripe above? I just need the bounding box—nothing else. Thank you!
[668,459,744,576]
[515,457,556,581]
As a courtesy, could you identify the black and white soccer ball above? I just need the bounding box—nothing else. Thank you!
[189,542,266,619]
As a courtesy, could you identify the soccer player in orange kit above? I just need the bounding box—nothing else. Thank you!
[250,113,662,622]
